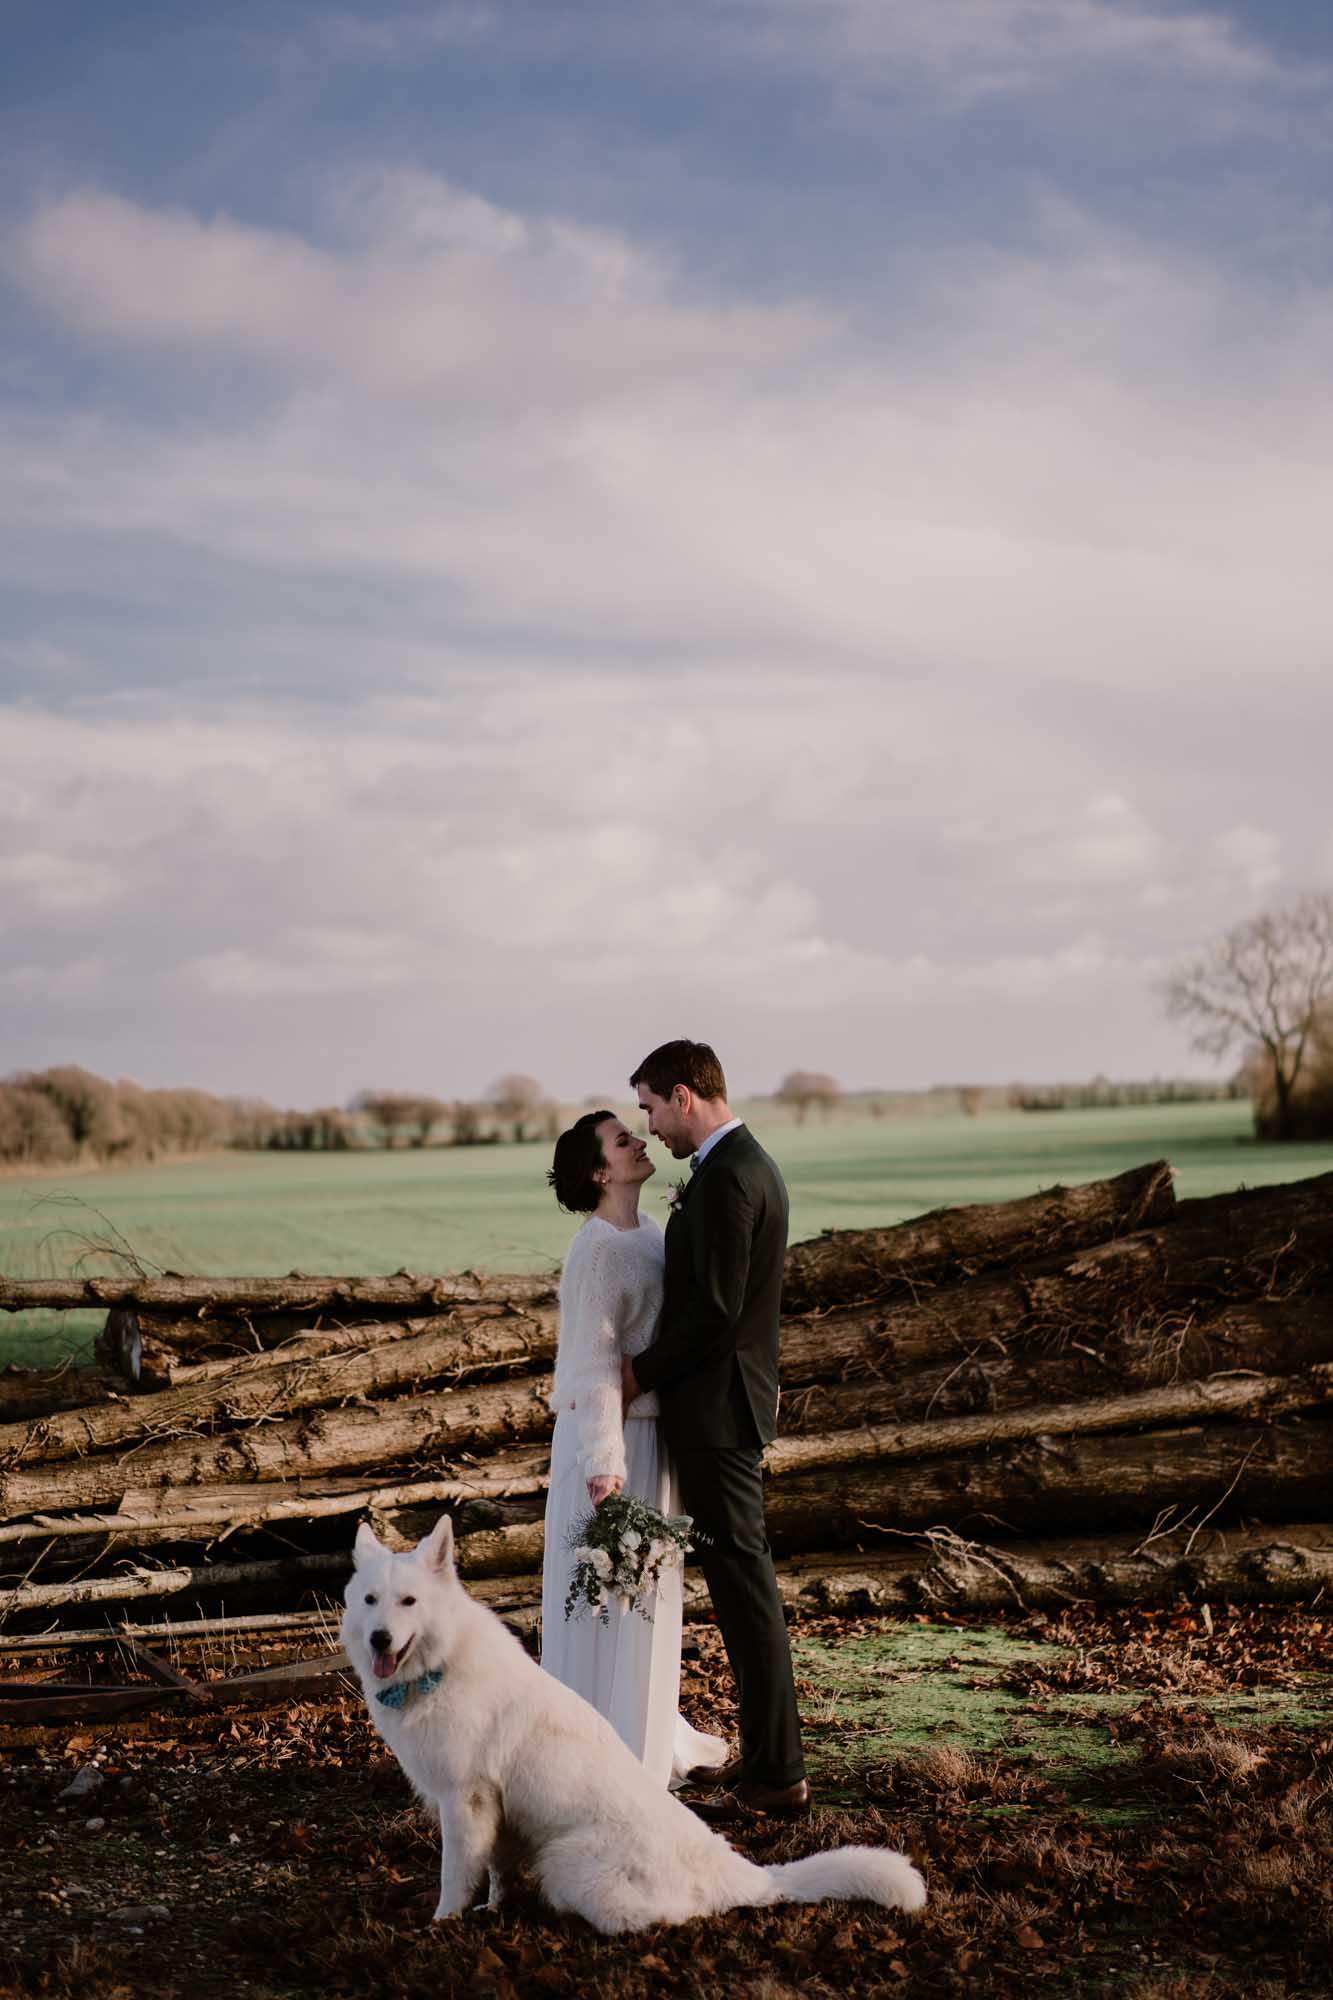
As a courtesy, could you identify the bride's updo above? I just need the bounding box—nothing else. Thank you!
[547,1109,616,1214]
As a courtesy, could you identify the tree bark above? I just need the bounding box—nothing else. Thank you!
[0,1606,340,1654]
[0,1306,558,1467]
[0,1376,557,1516]
[1059,1172,1333,1294]
[0,1447,553,1548]
[7,1301,1332,1520]
[781,1158,1175,1310]
[450,1524,1333,1609]
[0,1549,349,1619]
[6,1516,1333,1629]
[781,1298,1333,1432]
[731,1525,1333,1615]
[782,1180,1333,1381]
[161,1302,554,1386]
[765,1366,1333,1480]
[21,1287,1330,1443]
[0,1271,558,1315]
[762,1416,1333,1552]
[0,1366,116,1425]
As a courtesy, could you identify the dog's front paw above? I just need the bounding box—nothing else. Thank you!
[431,1900,467,1924]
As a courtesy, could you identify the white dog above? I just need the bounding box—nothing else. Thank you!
[341,1514,927,1934]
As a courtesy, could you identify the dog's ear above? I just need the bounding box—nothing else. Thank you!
[353,1519,381,1565]
[418,1512,455,1574]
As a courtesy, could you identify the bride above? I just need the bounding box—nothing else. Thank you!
[540,1109,729,1788]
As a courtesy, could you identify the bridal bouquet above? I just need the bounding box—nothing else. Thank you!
[564,1493,692,1624]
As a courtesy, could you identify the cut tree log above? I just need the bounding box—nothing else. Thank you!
[897,1530,1333,1613]
[0,1446,553,1546]
[781,1159,1175,1310]
[764,1365,1333,1481]
[0,1377,557,1516]
[789,1177,1333,1380]
[161,1302,551,1386]
[17,1379,1329,1589]
[762,1415,1333,1552]
[380,1377,1333,1577]
[0,1366,116,1424]
[0,1549,349,1619]
[1058,1172,1333,1294]
[6,1324,1325,1547]
[0,1608,341,1654]
[783,1297,1333,1432]
[0,1270,558,1315]
[713,1523,1333,1615]
[8,1277,1295,1482]
[11,1515,1332,1626]
[0,1306,558,1467]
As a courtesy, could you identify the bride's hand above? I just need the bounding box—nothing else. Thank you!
[587,1474,624,1508]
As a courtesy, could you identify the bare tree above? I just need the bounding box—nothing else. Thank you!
[776,1070,842,1124]
[488,1073,549,1143]
[1162,893,1333,1140]
[408,1096,452,1148]
[18,1065,129,1157]
[351,1091,421,1149]
[0,1083,78,1163]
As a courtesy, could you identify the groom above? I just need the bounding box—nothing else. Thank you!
[623,1039,808,1820]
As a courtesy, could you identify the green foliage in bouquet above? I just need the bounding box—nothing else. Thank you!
[564,1491,693,1624]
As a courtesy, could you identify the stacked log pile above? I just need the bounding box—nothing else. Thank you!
[2,1158,1332,1649]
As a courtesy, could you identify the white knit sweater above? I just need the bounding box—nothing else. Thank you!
[549,1215,664,1482]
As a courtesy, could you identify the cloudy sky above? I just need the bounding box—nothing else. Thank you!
[3,1,1331,1104]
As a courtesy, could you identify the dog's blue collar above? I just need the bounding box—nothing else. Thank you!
[375,1668,444,1711]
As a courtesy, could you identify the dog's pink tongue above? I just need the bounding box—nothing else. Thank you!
[372,1652,397,1680]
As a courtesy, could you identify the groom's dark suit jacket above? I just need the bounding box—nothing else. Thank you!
[632,1126,788,1450]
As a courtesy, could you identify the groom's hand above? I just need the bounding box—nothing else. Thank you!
[620,1355,639,1408]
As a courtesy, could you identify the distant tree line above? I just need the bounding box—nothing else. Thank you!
[0,1066,248,1167]
[1003,1077,1245,1114]
[0,1064,565,1167]
[350,1076,560,1150]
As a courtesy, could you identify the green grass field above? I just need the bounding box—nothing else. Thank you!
[4,1099,1333,1366]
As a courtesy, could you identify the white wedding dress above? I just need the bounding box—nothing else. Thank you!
[539,1214,729,1788]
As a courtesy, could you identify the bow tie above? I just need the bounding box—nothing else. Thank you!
[376,1668,444,1710]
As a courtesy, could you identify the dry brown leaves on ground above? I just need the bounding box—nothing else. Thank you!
[1,1606,1330,1999]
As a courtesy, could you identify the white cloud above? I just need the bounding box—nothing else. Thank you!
[313,2,1306,104]
[5,142,1332,1096]
[11,183,827,405]
[1210,822,1282,896]
[7,180,1332,706]
[0,850,127,916]
[725,0,1299,101]
[0,669,1300,1096]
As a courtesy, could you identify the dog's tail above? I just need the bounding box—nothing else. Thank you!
[764,1846,926,1912]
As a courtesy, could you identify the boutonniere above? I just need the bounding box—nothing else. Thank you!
[663,1178,689,1215]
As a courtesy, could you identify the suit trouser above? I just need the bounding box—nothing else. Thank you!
[672,1445,806,1788]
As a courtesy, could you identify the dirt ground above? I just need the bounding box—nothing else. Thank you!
[2,1600,1331,1999]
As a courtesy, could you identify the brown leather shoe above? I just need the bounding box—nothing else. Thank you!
[688,1778,811,1823]
[684,1755,745,1790]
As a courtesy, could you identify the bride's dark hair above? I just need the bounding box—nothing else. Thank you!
[547,1110,616,1215]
